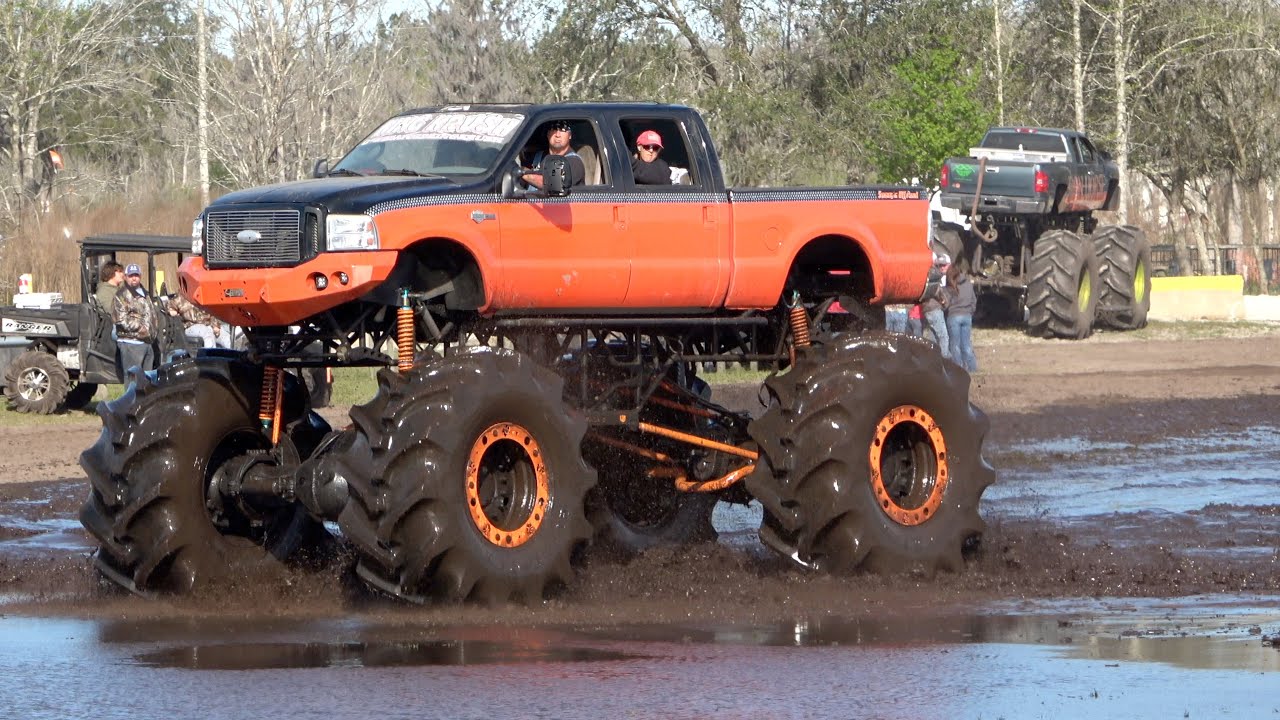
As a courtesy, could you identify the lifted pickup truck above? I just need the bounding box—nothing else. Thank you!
[937,127,1149,338]
[81,102,993,603]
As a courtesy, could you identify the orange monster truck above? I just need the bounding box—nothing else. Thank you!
[79,103,994,602]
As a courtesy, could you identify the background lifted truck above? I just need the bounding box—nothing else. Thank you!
[1,234,195,413]
[80,102,994,604]
[936,126,1150,339]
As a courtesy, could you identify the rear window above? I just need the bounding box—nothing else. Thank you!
[980,131,1067,154]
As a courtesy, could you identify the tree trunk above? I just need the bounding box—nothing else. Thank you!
[1072,0,1084,131]
[1112,0,1130,223]
[198,0,210,207]
[994,0,1005,126]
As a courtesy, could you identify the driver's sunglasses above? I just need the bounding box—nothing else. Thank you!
[639,144,661,152]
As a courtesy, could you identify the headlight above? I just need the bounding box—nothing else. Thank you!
[326,214,379,251]
[191,216,204,254]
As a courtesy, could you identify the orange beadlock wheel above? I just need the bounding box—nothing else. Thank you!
[868,404,949,526]
[465,422,551,548]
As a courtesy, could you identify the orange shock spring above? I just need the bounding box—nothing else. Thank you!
[259,365,283,439]
[789,304,811,348]
[396,305,415,373]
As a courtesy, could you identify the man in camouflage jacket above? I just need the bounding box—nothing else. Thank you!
[113,264,156,373]
[166,292,230,349]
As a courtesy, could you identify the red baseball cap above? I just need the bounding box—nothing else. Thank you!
[636,130,663,148]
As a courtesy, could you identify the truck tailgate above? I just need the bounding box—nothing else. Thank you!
[946,158,1039,199]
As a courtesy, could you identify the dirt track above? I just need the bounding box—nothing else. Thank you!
[1,325,1278,619]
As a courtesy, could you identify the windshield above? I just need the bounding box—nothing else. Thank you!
[331,111,524,178]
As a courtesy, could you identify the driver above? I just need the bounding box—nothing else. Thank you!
[521,120,585,190]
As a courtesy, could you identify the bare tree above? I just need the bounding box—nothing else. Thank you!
[0,0,146,216]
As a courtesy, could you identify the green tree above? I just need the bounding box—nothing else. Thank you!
[869,46,995,185]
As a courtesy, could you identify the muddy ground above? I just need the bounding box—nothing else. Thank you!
[1,325,1278,622]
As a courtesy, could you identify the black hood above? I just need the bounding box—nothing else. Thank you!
[210,175,492,214]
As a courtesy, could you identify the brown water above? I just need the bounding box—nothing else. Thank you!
[2,601,1277,720]
[1,419,1278,719]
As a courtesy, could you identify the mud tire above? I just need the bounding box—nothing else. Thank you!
[4,350,69,414]
[64,382,99,411]
[336,348,595,604]
[1094,224,1151,330]
[584,453,718,559]
[933,224,967,272]
[744,333,994,575]
[1025,229,1100,339]
[78,358,324,594]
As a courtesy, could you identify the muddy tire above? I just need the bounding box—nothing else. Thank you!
[1094,224,1151,330]
[4,350,69,414]
[1025,229,1100,339]
[78,358,324,594]
[745,333,994,575]
[583,452,718,559]
[933,224,967,272]
[64,382,99,411]
[336,348,595,604]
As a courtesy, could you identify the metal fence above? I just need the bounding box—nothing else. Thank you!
[1150,244,1280,290]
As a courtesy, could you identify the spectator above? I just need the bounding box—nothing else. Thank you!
[907,303,924,337]
[884,303,910,333]
[945,264,978,372]
[94,262,125,310]
[167,293,231,349]
[920,289,950,359]
[113,264,155,373]
[631,130,672,185]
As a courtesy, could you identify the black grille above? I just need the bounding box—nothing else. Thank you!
[205,209,302,267]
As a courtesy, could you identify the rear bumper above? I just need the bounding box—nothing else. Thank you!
[941,193,1050,216]
[178,251,399,327]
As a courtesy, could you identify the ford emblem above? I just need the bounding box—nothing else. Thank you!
[237,229,262,243]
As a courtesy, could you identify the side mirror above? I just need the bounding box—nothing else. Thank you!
[502,166,519,198]
[312,159,329,178]
[543,155,569,197]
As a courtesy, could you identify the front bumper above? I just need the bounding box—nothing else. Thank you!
[941,193,1050,216]
[178,251,399,327]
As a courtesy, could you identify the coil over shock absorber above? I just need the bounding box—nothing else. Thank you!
[258,365,284,445]
[788,290,812,348]
[396,287,415,373]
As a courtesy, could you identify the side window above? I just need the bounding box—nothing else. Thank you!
[1075,138,1096,164]
[617,117,698,188]
[521,118,606,187]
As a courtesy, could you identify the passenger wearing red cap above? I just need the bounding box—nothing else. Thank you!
[631,129,672,185]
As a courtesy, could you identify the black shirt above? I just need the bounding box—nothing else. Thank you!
[631,156,672,185]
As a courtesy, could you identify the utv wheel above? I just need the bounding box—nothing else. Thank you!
[1094,225,1151,330]
[64,382,99,411]
[336,348,595,604]
[78,358,326,594]
[4,350,69,414]
[1025,229,1100,339]
[745,333,994,575]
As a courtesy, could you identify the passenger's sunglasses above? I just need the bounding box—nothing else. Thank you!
[638,144,661,152]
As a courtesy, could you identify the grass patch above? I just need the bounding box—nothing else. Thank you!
[702,363,770,387]
[331,366,379,406]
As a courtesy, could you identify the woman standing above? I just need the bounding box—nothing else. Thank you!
[945,264,979,372]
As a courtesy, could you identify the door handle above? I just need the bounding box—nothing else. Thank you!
[613,206,626,230]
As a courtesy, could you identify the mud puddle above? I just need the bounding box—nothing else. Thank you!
[2,601,1277,720]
